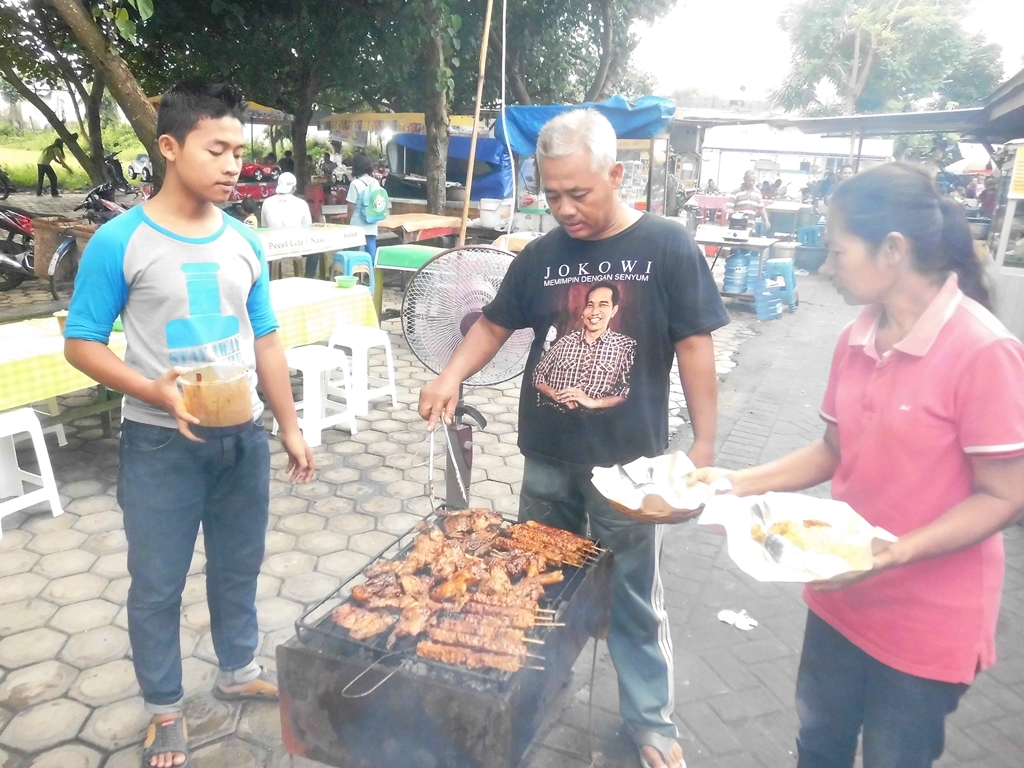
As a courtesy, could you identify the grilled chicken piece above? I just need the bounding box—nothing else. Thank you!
[416,641,522,672]
[351,572,402,603]
[363,561,403,579]
[479,565,514,596]
[430,568,480,601]
[332,604,396,640]
[386,601,438,647]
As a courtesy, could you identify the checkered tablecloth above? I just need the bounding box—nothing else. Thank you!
[0,280,378,412]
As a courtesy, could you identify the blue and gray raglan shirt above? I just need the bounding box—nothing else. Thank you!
[64,205,279,429]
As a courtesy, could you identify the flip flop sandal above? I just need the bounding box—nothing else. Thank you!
[142,715,189,768]
[629,726,686,768]
[212,665,279,702]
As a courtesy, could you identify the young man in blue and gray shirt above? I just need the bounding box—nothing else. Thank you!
[65,82,315,768]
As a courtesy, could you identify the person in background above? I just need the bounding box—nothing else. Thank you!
[727,170,771,230]
[345,152,385,258]
[263,152,277,165]
[979,177,998,218]
[63,80,315,768]
[688,163,1024,768]
[240,197,259,228]
[279,150,295,174]
[819,170,836,200]
[37,137,72,197]
[771,178,784,199]
[761,180,772,199]
[704,178,719,195]
[260,172,316,276]
[319,151,337,179]
[839,164,856,182]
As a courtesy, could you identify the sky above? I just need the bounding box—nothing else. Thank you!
[632,0,1024,103]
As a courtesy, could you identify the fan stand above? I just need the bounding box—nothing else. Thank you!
[445,385,487,510]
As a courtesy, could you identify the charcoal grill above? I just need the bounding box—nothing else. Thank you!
[278,515,612,768]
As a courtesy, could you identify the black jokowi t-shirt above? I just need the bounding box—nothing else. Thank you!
[483,214,729,471]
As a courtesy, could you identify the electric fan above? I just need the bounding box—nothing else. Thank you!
[402,245,534,508]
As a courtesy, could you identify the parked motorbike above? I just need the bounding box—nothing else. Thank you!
[103,152,131,193]
[0,167,13,200]
[0,206,35,291]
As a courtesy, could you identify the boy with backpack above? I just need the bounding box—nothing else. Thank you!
[345,152,389,257]
[64,81,315,768]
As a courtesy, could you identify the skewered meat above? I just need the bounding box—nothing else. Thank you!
[470,591,541,609]
[437,618,527,643]
[332,604,396,639]
[524,520,595,549]
[463,602,539,628]
[426,628,529,656]
[387,601,438,647]
[416,641,522,672]
[492,535,566,567]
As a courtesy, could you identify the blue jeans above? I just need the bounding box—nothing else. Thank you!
[796,610,968,768]
[520,457,676,737]
[117,419,270,710]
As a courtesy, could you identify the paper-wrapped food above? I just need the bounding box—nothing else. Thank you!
[591,452,719,523]
[698,492,897,583]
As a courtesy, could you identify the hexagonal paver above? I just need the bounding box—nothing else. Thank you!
[363,466,401,484]
[404,497,435,517]
[337,482,377,500]
[72,510,124,535]
[487,465,524,484]
[256,574,281,600]
[470,480,513,500]
[0,549,40,578]
[255,597,303,630]
[481,442,519,457]
[263,531,296,556]
[237,701,282,747]
[0,698,90,752]
[0,627,67,668]
[346,453,384,469]
[470,453,505,470]
[22,512,76,535]
[180,573,206,606]
[379,513,423,535]
[91,552,129,580]
[0,599,58,636]
[34,549,99,579]
[24,742,102,768]
[358,495,403,517]
[0,573,47,604]
[0,530,30,552]
[384,480,423,500]
[325,512,374,534]
[71,658,140,706]
[61,626,131,669]
[317,551,370,579]
[349,531,398,556]
[181,657,218,696]
[190,737,265,768]
[351,430,386,445]
[26,529,87,556]
[103,576,131,605]
[268,496,307,515]
[41,573,107,606]
[327,440,362,456]
[281,573,339,603]
[292,481,332,500]
[319,466,361,485]
[80,696,149,751]
[295,531,348,556]
[312,497,356,517]
[82,529,128,555]
[367,441,401,457]
[183,694,241,749]
[0,660,77,708]
[50,599,120,634]
[182,602,211,632]
[275,513,325,535]
[262,552,316,579]
[61,480,106,498]
[66,494,118,515]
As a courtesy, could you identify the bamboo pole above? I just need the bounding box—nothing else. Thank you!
[458,0,496,246]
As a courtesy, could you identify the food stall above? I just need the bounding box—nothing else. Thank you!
[988,142,1024,339]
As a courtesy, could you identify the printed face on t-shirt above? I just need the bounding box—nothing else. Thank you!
[582,285,619,340]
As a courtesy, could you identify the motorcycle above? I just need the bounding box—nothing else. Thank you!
[103,152,131,193]
[0,166,12,200]
[48,182,138,301]
[0,206,35,291]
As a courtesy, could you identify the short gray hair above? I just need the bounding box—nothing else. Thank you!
[536,109,617,173]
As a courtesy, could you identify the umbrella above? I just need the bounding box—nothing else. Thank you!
[944,157,992,175]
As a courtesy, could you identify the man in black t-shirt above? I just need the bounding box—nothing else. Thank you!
[419,109,727,768]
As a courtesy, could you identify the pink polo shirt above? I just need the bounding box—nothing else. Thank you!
[804,275,1024,684]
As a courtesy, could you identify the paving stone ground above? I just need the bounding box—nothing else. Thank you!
[1,274,1022,768]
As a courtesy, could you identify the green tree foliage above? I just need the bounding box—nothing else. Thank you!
[774,0,1004,115]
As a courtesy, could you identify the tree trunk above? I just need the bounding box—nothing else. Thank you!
[42,0,158,164]
[489,29,532,105]
[86,74,106,183]
[421,3,449,216]
[291,61,323,195]
[584,0,615,103]
[0,58,103,183]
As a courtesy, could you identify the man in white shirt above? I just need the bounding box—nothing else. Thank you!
[259,172,316,275]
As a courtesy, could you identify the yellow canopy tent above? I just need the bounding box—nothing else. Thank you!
[147,95,294,155]
[321,112,477,145]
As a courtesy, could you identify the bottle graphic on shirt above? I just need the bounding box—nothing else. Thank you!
[165,263,242,365]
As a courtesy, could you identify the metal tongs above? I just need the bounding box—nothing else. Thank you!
[426,423,469,511]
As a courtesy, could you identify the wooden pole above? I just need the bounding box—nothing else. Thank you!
[459,0,496,246]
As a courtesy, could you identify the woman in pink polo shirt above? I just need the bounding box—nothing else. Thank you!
[692,163,1024,768]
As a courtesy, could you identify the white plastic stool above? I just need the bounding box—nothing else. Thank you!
[0,408,63,538]
[276,345,358,448]
[328,326,398,416]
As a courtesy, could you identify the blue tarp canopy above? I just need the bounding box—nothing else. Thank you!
[393,133,513,200]
[494,95,676,156]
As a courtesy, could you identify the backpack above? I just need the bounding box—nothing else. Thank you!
[356,177,389,223]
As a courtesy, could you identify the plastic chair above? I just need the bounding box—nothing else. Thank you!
[0,408,63,538]
[328,326,398,416]
[763,257,798,310]
[276,345,358,448]
[797,225,824,246]
[331,250,376,296]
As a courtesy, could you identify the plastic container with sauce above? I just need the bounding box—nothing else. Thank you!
[177,364,253,438]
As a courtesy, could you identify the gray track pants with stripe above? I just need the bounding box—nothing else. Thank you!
[520,456,677,737]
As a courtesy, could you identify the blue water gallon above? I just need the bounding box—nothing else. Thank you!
[754,278,784,321]
[745,252,760,292]
[723,254,749,293]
